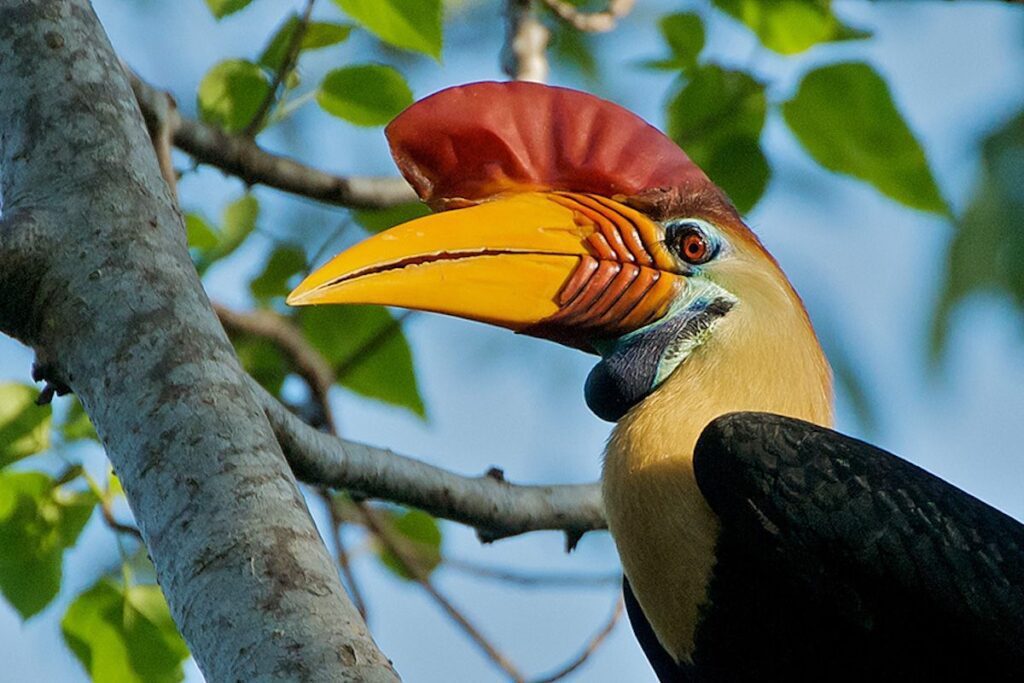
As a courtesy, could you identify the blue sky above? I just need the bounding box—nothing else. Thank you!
[2,2,1023,681]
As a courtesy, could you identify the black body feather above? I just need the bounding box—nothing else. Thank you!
[625,412,1024,682]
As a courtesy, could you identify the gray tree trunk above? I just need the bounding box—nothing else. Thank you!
[0,2,399,680]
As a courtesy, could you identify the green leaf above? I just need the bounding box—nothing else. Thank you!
[196,194,260,274]
[197,59,272,133]
[204,0,253,20]
[250,245,308,303]
[712,0,869,55]
[377,508,442,580]
[667,65,770,212]
[0,383,51,469]
[259,16,353,73]
[62,397,98,443]
[699,136,770,214]
[931,111,1024,358]
[62,580,188,683]
[549,21,598,80]
[232,335,290,396]
[299,305,424,416]
[642,12,704,71]
[353,202,430,234]
[317,65,413,127]
[222,194,259,251]
[783,62,947,214]
[0,472,96,619]
[184,213,218,251]
[332,0,443,59]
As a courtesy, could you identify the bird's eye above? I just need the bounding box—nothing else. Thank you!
[669,224,716,265]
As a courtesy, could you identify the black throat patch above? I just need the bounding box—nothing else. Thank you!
[584,297,734,422]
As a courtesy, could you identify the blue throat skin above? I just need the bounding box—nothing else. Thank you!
[584,294,735,422]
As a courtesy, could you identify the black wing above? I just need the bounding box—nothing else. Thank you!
[677,412,1024,681]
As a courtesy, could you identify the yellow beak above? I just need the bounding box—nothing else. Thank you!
[287,192,683,348]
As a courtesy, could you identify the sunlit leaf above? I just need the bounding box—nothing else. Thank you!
[0,383,51,469]
[259,15,353,73]
[250,245,307,303]
[300,306,424,417]
[353,202,430,234]
[184,213,218,251]
[62,580,188,683]
[932,110,1024,358]
[376,508,442,580]
[204,0,252,20]
[317,65,413,127]
[196,194,259,274]
[783,63,946,214]
[667,65,769,212]
[222,194,259,249]
[332,0,443,59]
[107,470,124,500]
[197,59,272,133]
[62,397,98,443]
[0,472,96,619]
[712,0,869,55]
[641,12,704,71]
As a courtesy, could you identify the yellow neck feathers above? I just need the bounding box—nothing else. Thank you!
[601,250,834,662]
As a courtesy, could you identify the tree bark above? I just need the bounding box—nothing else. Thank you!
[0,2,398,681]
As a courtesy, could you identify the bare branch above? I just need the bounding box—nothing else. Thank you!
[445,558,619,588]
[244,0,316,137]
[359,504,527,683]
[540,0,636,32]
[530,598,624,683]
[252,378,607,542]
[503,0,551,82]
[129,71,417,209]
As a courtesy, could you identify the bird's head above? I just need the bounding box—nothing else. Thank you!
[289,82,832,425]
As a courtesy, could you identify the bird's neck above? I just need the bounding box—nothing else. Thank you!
[601,277,834,662]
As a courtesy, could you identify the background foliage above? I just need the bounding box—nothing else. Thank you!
[1,1,1023,681]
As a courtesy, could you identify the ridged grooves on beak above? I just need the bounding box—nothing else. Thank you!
[526,193,681,341]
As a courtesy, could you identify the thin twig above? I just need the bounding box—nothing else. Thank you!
[136,77,179,200]
[320,488,369,620]
[128,71,417,209]
[310,215,355,267]
[445,558,619,588]
[540,0,636,33]
[244,0,316,137]
[214,303,338,432]
[334,311,415,381]
[530,598,624,683]
[503,0,550,82]
[100,498,144,542]
[358,503,527,683]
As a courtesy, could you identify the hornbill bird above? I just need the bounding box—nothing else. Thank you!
[288,82,1024,680]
